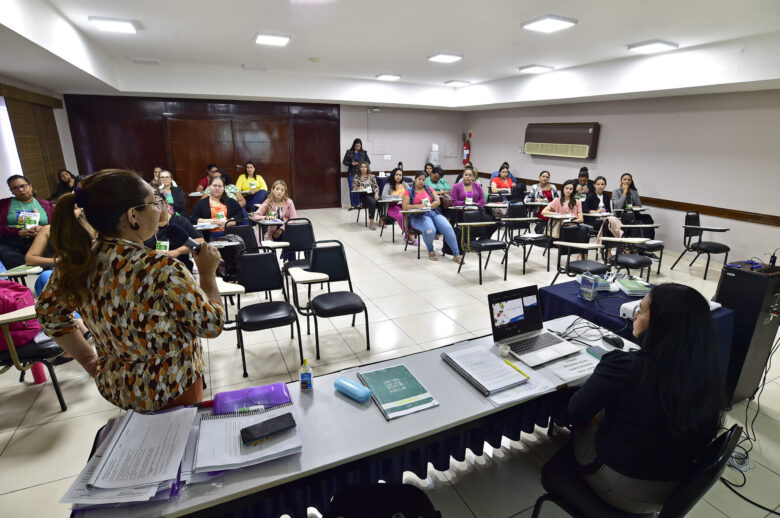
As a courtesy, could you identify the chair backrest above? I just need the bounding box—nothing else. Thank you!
[238,252,284,295]
[462,209,497,240]
[659,424,742,518]
[506,201,531,229]
[487,193,503,204]
[283,218,315,254]
[560,224,590,244]
[308,240,353,287]
[225,225,259,254]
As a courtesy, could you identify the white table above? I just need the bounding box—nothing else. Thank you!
[216,278,246,326]
[582,212,612,218]
[524,201,549,207]
[2,265,43,288]
[82,315,636,518]
[188,192,203,198]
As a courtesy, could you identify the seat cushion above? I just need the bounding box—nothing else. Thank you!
[311,291,365,318]
[281,259,309,273]
[238,302,297,331]
[540,445,655,518]
[568,260,609,275]
[514,235,549,246]
[470,239,507,251]
[634,241,664,252]
[691,241,730,254]
[610,254,652,269]
[0,340,62,365]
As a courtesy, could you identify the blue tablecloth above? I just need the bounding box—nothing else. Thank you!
[539,281,734,369]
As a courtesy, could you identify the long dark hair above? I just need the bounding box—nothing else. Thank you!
[50,169,150,306]
[350,138,363,152]
[209,175,230,204]
[560,179,577,210]
[388,167,405,189]
[620,173,637,191]
[641,283,724,444]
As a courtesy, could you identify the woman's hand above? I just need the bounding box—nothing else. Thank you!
[374,194,379,200]
[622,186,629,195]
[194,243,221,276]
[214,218,227,228]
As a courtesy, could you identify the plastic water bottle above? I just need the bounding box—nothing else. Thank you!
[299,358,313,390]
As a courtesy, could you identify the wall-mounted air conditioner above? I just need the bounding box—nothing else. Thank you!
[523,122,600,159]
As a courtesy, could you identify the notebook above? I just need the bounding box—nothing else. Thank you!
[357,364,438,420]
[213,382,292,415]
[441,345,528,396]
[193,403,302,473]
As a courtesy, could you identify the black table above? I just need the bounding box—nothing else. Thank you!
[539,281,734,368]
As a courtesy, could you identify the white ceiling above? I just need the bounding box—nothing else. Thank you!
[2,0,780,108]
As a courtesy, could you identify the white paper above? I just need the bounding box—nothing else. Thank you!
[548,352,599,383]
[445,345,527,393]
[488,368,557,407]
[88,407,196,489]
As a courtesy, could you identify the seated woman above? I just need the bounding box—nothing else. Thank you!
[611,173,655,238]
[250,180,297,260]
[490,165,514,194]
[191,176,243,239]
[352,161,380,230]
[583,176,611,235]
[423,162,434,178]
[380,168,414,243]
[36,169,224,412]
[450,168,485,208]
[202,172,247,209]
[525,170,559,233]
[454,161,477,184]
[402,172,462,263]
[157,170,187,216]
[425,166,451,195]
[143,193,204,272]
[152,165,177,186]
[542,180,584,243]
[52,169,80,201]
[562,283,724,513]
[0,175,54,268]
[235,160,268,209]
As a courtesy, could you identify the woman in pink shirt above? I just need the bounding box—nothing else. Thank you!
[542,179,583,242]
[251,180,297,259]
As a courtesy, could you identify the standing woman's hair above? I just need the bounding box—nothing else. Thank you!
[351,138,363,151]
[620,173,638,191]
[560,179,577,210]
[359,161,371,174]
[641,283,724,445]
[270,180,290,201]
[388,167,404,189]
[211,175,230,204]
[245,161,256,178]
[50,169,149,307]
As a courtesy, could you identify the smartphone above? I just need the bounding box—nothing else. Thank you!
[586,346,609,360]
[240,412,296,447]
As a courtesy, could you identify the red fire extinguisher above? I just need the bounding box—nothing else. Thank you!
[462,130,472,165]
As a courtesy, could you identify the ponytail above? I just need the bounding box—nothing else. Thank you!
[49,193,97,307]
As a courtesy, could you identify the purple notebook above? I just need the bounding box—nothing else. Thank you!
[213,382,292,415]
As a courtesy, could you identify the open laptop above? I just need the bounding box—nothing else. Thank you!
[487,286,580,367]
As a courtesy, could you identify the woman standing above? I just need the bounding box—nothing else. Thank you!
[352,161,380,230]
[157,170,187,216]
[380,168,412,242]
[343,138,370,209]
[0,175,54,268]
[35,169,224,412]
[251,180,297,260]
[235,160,268,209]
[402,172,462,263]
[191,176,243,239]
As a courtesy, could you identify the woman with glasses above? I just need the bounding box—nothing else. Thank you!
[0,175,54,268]
[36,169,225,412]
[191,175,243,239]
[156,170,187,217]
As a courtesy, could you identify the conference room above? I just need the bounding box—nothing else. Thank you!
[1,1,780,517]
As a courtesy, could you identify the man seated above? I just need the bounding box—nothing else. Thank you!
[195,163,232,193]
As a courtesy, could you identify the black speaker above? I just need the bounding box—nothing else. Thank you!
[714,264,780,405]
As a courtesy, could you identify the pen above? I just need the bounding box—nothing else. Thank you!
[505,359,530,379]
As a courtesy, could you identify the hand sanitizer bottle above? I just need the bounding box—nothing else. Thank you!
[299,358,313,390]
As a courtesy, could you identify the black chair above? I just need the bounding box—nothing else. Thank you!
[280,218,316,294]
[551,225,608,285]
[457,210,509,285]
[290,240,369,360]
[499,201,534,242]
[531,424,742,518]
[235,252,303,377]
[620,212,664,275]
[670,211,730,280]
[511,220,555,273]
[322,483,441,518]
[402,212,423,259]
[225,223,259,254]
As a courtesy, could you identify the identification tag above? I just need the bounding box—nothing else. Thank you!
[156,240,170,252]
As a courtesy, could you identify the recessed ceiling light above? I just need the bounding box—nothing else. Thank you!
[242,63,269,71]
[627,40,679,54]
[445,80,470,87]
[254,33,291,47]
[522,14,577,33]
[518,65,554,74]
[428,54,463,64]
[88,16,137,34]
[376,74,401,81]
[127,57,161,65]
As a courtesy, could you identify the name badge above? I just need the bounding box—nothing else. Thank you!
[215,212,226,220]
[156,240,170,252]
[19,211,40,229]
[249,181,257,189]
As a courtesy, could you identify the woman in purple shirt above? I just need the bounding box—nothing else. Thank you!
[450,168,485,208]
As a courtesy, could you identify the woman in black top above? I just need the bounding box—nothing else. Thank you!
[190,176,243,240]
[157,170,187,216]
[343,138,370,209]
[563,283,724,513]
[53,169,80,201]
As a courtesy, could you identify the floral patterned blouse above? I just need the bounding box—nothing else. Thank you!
[36,236,225,412]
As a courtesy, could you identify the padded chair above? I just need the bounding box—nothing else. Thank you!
[670,211,730,280]
[225,223,259,254]
[511,220,555,274]
[608,245,653,282]
[235,252,303,377]
[551,225,608,285]
[499,201,534,242]
[458,210,509,284]
[402,212,423,259]
[280,218,316,294]
[531,424,742,518]
[619,212,664,275]
[290,240,369,360]
[322,483,441,518]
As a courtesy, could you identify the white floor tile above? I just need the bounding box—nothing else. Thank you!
[372,292,436,319]
[338,319,416,357]
[208,342,289,390]
[19,376,116,428]
[703,459,780,518]
[0,475,75,517]
[0,382,44,433]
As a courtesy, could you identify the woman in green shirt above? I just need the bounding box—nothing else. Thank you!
[0,175,55,268]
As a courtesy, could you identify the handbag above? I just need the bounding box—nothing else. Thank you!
[438,193,452,210]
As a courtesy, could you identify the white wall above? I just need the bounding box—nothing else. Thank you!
[464,90,780,260]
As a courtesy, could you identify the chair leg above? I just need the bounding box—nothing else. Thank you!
[551,271,560,285]
[237,327,249,378]
[458,251,467,273]
[689,252,701,267]
[364,309,370,351]
[503,248,508,281]
[314,316,321,360]
[294,318,304,365]
[646,265,651,283]
[484,250,492,269]
[290,323,294,339]
[43,362,67,411]
[657,248,663,274]
[478,252,483,285]
[417,236,421,259]
[351,314,356,327]
[531,494,553,518]
[704,253,711,280]
[546,245,551,272]
[392,222,395,243]
[670,250,687,270]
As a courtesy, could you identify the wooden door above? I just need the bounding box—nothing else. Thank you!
[291,118,341,208]
[231,119,291,197]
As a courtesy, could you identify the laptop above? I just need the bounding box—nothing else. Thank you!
[487,286,581,367]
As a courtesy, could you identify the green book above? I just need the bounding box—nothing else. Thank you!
[5,265,37,273]
[617,278,650,296]
[357,364,439,420]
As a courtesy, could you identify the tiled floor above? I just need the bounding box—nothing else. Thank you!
[1,207,778,517]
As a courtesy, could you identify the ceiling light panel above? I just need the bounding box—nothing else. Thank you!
[518,65,553,74]
[88,16,137,34]
[445,80,470,87]
[428,54,463,64]
[376,74,401,81]
[254,34,291,47]
[627,40,679,54]
[522,14,577,33]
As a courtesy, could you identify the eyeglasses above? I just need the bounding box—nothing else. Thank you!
[10,184,30,192]
[134,199,164,211]
[633,305,642,319]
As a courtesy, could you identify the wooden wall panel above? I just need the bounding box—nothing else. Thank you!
[291,118,341,208]
[231,119,291,196]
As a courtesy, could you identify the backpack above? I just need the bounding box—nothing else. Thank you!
[214,234,246,282]
[0,279,41,351]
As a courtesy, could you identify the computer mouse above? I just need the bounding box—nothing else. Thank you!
[602,334,624,349]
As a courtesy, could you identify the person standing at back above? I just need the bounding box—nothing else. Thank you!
[343,138,370,210]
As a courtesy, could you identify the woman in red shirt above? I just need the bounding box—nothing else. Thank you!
[490,165,514,193]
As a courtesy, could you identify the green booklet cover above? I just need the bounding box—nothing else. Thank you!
[357,364,439,420]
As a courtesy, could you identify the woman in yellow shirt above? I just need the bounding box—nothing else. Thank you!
[235,160,268,210]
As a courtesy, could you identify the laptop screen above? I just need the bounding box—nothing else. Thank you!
[487,286,544,342]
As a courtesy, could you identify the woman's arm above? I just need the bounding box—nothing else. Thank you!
[372,177,379,199]
[285,199,297,221]
[474,183,486,208]
[342,150,353,168]
[541,199,558,217]
[235,175,247,192]
[450,183,464,206]
[401,192,414,210]
[25,225,55,267]
[430,189,441,209]
[251,198,271,220]
[257,175,268,192]
[574,200,584,223]
[490,179,500,193]
[234,190,246,208]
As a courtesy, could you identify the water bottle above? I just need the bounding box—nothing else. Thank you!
[299,358,313,390]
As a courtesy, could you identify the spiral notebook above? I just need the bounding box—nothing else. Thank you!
[193,403,302,473]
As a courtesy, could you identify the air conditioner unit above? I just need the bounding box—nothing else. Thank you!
[523,122,600,159]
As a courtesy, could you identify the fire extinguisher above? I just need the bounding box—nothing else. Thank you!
[462,130,472,165]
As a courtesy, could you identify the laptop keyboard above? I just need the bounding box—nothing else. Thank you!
[508,333,563,355]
